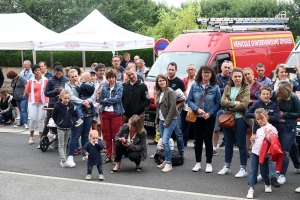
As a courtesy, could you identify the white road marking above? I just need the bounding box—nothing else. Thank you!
[0,170,250,200]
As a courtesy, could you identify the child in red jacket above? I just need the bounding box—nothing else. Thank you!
[246,108,278,199]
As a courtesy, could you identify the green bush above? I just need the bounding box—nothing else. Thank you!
[0,48,154,68]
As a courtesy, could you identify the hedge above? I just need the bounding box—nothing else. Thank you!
[0,48,155,68]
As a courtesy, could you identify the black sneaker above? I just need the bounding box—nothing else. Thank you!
[213,150,218,156]
[219,141,225,148]
[271,177,280,188]
[148,140,158,145]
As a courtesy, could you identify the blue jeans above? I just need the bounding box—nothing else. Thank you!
[180,110,191,146]
[0,114,5,124]
[249,153,270,187]
[277,123,297,175]
[173,114,185,155]
[159,119,177,164]
[16,95,28,125]
[214,109,224,131]
[87,165,103,175]
[68,116,92,156]
[223,118,248,168]
[268,160,277,179]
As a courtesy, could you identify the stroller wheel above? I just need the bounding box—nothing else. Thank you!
[40,136,49,152]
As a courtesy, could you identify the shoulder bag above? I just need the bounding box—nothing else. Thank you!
[218,92,242,129]
[186,88,209,123]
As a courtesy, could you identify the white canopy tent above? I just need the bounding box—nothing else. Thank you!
[34,9,154,67]
[0,12,59,64]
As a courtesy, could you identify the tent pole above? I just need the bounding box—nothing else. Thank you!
[82,51,86,70]
[21,50,24,64]
[32,50,36,64]
[153,49,155,65]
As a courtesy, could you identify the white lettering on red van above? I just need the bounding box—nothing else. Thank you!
[232,37,292,48]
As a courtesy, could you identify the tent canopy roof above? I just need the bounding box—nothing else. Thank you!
[0,12,59,50]
[35,9,154,51]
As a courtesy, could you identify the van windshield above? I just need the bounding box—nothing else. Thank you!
[286,52,300,67]
[146,52,209,80]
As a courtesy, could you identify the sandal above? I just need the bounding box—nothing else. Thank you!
[103,157,112,164]
[111,166,121,173]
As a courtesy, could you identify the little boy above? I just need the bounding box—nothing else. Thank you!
[75,72,97,127]
[245,85,280,187]
[82,130,104,180]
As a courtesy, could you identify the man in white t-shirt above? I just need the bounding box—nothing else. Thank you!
[181,64,196,146]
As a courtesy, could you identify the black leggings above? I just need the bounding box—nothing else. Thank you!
[115,142,141,165]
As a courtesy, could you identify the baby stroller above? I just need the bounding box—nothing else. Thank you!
[40,108,59,152]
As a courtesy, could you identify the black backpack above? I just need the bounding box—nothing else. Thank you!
[154,150,184,166]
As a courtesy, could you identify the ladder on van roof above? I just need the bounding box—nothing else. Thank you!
[183,11,290,33]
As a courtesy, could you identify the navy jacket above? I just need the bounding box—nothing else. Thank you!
[82,140,104,166]
[52,101,74,129]
[76,82,95,98]
[245,99,280,134]
[45,75,69,105]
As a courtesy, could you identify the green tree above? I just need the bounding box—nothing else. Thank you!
[139,2,201,41]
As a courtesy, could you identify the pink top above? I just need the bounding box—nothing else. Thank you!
[252,123,278,156]
[26,79,49,103]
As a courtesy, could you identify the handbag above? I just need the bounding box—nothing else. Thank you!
[154,150,184,166]
[218,93,242,128]
[186,88,209,123]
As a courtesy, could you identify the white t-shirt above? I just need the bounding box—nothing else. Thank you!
[158,92,164,120]
[104,86,114,112]
[183,80,195,111]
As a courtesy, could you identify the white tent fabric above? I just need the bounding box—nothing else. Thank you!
[0,13,59,50]
[35,9,154,52]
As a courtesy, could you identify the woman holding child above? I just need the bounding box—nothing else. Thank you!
[218,67,253,177]
[65,69,95,167]
[112,115,147,173]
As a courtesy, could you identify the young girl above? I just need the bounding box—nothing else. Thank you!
[246,108,278,199]
[52,89,74,168]
[82,130,104,180]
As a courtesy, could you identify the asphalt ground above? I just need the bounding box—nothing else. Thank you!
[0,125,299,200]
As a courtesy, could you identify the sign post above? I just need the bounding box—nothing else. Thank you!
[154,38,170,56]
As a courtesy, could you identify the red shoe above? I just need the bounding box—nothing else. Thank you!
[74,148,82,155]
[77,148,82,153]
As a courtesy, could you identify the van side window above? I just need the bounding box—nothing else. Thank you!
[211,54,231,74]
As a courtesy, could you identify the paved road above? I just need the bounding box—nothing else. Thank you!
[0,126,299,200]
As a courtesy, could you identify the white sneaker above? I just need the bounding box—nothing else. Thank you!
[205,163,213,173]
[60,161,68,168]
[82,155,88,161]
[162,163,172,172]
[295,187,300,193]
[246,189,254,199]
[67,156,76,167]
[24,123,29,129]
[218,165,231,175]
[257,174,263,181]
[277,174,286,184]
[99,174,105,180]
[47,118,57,127]
[235,168,248,178]
[75,119,83,127]
[28,137,34,145]
[150,154,154,159]
[157,161,166,169]
[265,185,272,193]
[192,163,201,172]
[295,168,300,174]
[85,174,92,180]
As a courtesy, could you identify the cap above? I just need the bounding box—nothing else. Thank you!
[88,70,96,74]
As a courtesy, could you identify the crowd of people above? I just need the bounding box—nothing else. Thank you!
[1,52,300,198]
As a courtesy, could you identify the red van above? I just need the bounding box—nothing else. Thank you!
[144,19,295,128]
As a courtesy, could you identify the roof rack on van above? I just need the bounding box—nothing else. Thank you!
[186,16,290,33]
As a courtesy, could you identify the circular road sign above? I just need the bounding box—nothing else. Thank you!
[154,38,170,56]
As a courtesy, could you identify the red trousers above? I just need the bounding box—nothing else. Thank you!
[101,111,122,158]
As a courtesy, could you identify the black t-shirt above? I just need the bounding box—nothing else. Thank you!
[168,77,186,92]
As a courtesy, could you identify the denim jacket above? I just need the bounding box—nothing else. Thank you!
[187,82,221,117]
[99,83,125,115]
